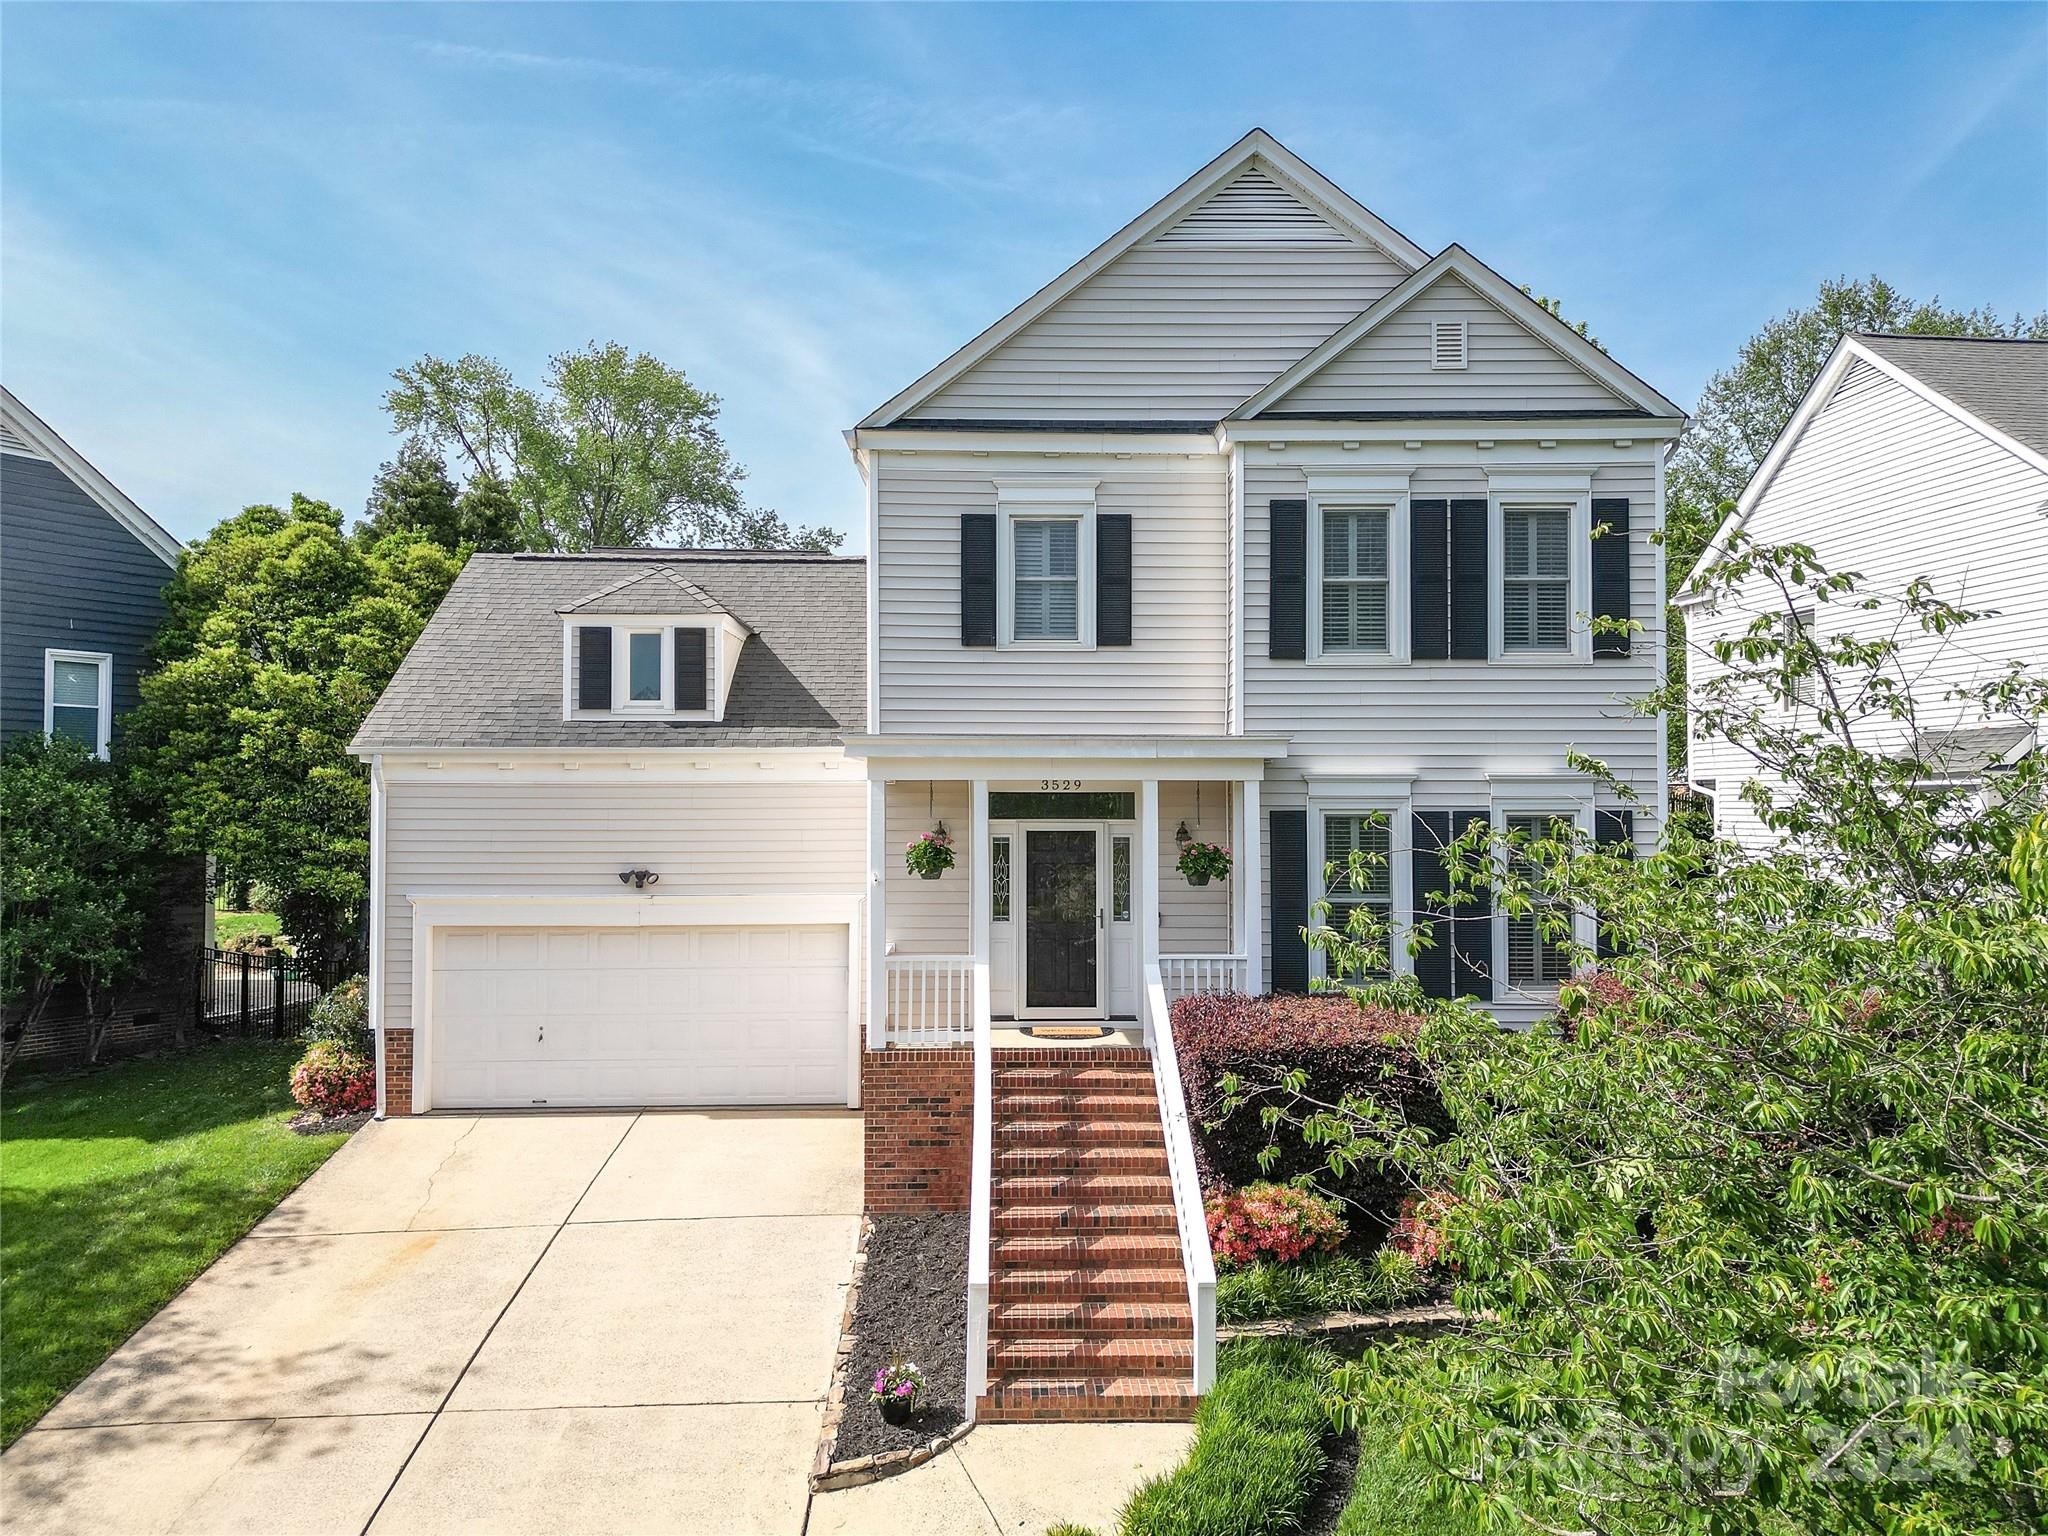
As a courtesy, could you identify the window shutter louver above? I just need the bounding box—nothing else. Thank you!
[1410,811,1454,998]
[1591,497,1632,657]
[1595,807,1635,959]
[1269,499,1307,660]
[576,626,612,711]
[1409,499,1449,659]
[960,513,997,647]
[1270,808,1310,994]
[1097,513,1133,646]
[674,627,708,711]
[1448,499,1488,660]
[1448,808,1493,1000]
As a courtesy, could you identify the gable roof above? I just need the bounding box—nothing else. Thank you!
[1230,244,1686,420]
[1855,334,2048,459]
[351,550,865,753]
[0,387,182,566]
[1679,334,2048,603]
[557,563,748,625]
[857,129,1431,430]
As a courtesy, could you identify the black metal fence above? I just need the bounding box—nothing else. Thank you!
[196,948,333,1039]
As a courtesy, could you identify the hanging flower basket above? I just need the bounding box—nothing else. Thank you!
[905,829,955,880]
[871,1359,927,1425]
[1177,840,1231,887]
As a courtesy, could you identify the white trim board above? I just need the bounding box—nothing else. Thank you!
[0,387,182,567]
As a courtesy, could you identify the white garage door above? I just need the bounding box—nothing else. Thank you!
[429,925,848,1108]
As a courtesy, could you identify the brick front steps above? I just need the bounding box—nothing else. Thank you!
[976,1047,1197,1424]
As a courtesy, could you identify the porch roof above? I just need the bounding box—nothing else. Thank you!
[841,733,1288,775]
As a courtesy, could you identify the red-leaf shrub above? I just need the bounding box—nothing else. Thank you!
[1386,1189,1457,1271]
[1171,992,1445,1223]
[1206,1181,1348,1267]
[290,1040,376,1116]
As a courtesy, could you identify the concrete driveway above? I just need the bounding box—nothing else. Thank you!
[2,1110,1189,1535]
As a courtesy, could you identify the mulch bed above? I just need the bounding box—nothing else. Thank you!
[288,1109,371,1136]
[832,1210,968,1463]
[1300,1427,1363,1536]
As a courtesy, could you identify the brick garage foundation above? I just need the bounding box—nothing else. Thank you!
[862,1047,972,1213]
[381,1028,413,1116]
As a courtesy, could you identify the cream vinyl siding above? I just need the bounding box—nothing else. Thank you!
[1269,275,1632,415]
[885,779,971,954]
[907,242,1408,423]
[874,452,1229,733]
[1688,358,2048,852]
[380,778,866,1032]
[1158,781,1233,953]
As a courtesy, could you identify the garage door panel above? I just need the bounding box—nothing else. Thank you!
[428,923,848,1109]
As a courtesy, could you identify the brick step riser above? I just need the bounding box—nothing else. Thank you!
[996,1235,1183,1262]
[995,1098,1161,1121]
[991,1347,1193,1375]
[993,1176,1175,1204]
[991,1274,1186,1303]
[993,1072,1156,1094]
[990,1305,1193,1335]
[991,1049,1150,1065]
[995,1123,1166,1147]
[993,1210,1179,1235]
[976,1383,1196,1425]
[995,1148,1170,1174]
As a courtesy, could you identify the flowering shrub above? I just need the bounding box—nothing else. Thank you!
[1206,1181,1348,1268]
[304,975,371,1058]
[290,1040,376,1116]
[904,829,954,878]
[1386,1189,1457,1272]
[869,1359,926,1411]
[1177,840,1232,883]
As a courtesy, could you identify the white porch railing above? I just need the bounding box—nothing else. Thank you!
[964,960,993,1420]
[1142,962,1218,1394]
[884,955,975,1047]
[1159,952,1250,1003]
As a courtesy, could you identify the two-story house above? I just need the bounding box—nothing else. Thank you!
[1681,334,2047,849]
[352,130,1683,1421]
[1,386,204,1062]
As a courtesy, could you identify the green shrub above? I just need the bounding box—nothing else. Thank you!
[304,975,371,1058]
[289,1040,375,1116]
[1216,1248,1430,1324]
[1116,1339,1332,1536]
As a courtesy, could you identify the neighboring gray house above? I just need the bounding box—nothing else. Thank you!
[1,387,203,1060]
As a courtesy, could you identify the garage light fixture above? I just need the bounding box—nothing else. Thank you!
[618,869,660,890]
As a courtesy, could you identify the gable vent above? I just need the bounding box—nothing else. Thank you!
[1430,319,1469,371]
[0,419,44,458]
[1152,167,1351,246]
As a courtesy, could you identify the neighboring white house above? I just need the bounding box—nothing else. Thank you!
[1680,334,2048,851]
[350,128,1686,1421]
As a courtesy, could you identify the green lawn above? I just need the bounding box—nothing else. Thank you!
[0,1042,350,1445]
[212,906,285,950]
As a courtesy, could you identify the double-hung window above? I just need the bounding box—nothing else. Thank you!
[1320,507,1391,654]
[45,649,112,758]
[1322,812,1394,978]
[1012,518,1081,641]
[1501,505,1572,652]
[625,631,664,704]
[1503,812,1574,987]
[1786,607,1816,707]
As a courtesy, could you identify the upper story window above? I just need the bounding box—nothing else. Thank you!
[45,649,112,759]
[1013,518,1080,640]
[1501,505,1572,652]
[1319,507,1391,653]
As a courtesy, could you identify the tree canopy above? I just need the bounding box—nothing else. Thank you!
[384,342,841,553]
[361,440,521,554]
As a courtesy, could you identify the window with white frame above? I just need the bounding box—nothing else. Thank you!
[1319,507,1391,653]
[1786,607,1816,707]
[1321,812,1394,978]
[1012,517,1081,641]
[624,630,664,704]
[45,649,111,758]
[1503,812,1574,987]
[1501,505,1572,652]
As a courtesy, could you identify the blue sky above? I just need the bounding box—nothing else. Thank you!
[5,3,2044,551]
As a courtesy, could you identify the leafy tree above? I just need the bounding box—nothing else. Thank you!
[384,342,840,552]
[362,440,524,554]
[0,736,155,1076]
[454,469,522,553]
[1239,541,2047,1535]
[127,496,463,972]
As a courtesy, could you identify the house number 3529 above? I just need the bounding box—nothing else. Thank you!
[1041,779,1082,791]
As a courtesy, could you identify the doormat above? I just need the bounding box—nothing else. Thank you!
[1018,1025,1116,1040]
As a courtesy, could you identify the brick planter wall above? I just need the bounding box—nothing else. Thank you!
[862,1047,972,1212]
[382,1028,414,1116]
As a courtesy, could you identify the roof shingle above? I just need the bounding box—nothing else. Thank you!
[1855,334,2048,458]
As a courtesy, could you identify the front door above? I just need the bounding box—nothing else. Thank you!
[1023,828,1102,1015]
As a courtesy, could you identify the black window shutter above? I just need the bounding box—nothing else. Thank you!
[674,627,708,711]
[1270,808,1309,994]
[1594,807,1635,959]
[1449,498,1488,660]
[1269,499,1307,660]
[1097,513,1133,646]
[1409,499,1449,660]
[1591,498,1632,658]
[960,513,996,647]
[1410,811,1454,998]
[576,626,612,711]
[1448,808,1493,1001]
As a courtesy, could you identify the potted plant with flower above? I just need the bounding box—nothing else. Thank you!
[870,1359,926,1426]
[1177,840,1231,887]
[905,829,955,880]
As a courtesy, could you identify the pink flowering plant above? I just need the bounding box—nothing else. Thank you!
[869,1359,926,1411]
[1205,1180,1347,1268]
[903,829,955,878]
[290,1040,376,1116]
[1176,840,1232,883]
[1386,1189,1458,1272]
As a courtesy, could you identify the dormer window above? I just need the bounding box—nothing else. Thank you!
[558,566,750,723]
[625,630,664,705]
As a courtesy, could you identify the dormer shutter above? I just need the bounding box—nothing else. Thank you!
[674,627,708,711]
[1591,498,1632,657]
[576,626,612,711]
[961,513,997,647]
[1097,513,1133,646]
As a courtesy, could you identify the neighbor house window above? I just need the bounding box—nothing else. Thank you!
[1504,812,1574,987]
[626,631,663,703]
[1502,506,1571,652]
[1012,518,1080,641]
[45,650,111,758]
[1320,507,1390,653]
[1787,608,1816,707]
[1322,813,1392,977]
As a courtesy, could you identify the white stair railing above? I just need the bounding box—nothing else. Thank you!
[884,954,975,1047]
[964,958,993,1419]
[1142,962,1218,1394]
[1159,952,1249,1003]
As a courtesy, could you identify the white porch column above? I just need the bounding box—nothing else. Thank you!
[970,779,991,972]
[1139,778,1160,971]
[1239,776,1262,995]
[866,777,888,1050]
